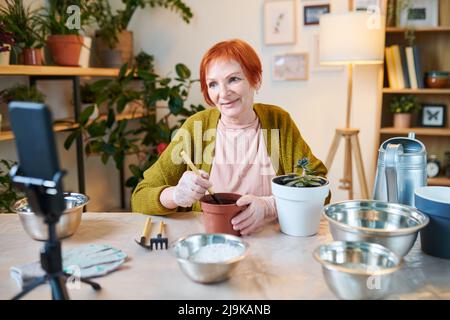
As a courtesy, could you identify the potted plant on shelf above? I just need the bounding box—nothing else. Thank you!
[89,0,193,68]
[389,95,418,129]
[0,22,15,65]
[0,0,46,65]
[0,84,46,130]
[39,0,94,67]
[64,51,204,192]
[271,158,330,237]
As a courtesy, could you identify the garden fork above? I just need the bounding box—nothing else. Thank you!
[150,221,168,250]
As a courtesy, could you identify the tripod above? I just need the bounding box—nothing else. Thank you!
[10,166,101,300]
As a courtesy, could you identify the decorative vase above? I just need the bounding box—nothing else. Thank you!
[393,113,412,129]
[272,175,330,237]
[22,48,43,66]
[94,30,133,68]
[47,35,90,67]
[200,193,246,236]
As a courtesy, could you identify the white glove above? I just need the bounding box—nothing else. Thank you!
[172,170,212,207]
[231,195,277,235]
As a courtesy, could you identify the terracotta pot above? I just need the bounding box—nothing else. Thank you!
[46,35,85,66]
[200,193,246,236]
[22,48,43,65]
[393,113,412,129]
[94,30,133,68]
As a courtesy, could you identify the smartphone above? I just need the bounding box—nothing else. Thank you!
[8,102,62,181]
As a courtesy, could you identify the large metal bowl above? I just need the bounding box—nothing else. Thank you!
[13,192,89,241]
[170,233,249,284]
[323,200,429,257]
[314,241,402,300]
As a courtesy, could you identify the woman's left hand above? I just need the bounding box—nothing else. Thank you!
[231,195,277,236]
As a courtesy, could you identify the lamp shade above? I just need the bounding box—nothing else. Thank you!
[319,12,386,65]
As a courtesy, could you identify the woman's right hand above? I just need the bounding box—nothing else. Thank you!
[172,170,212,207]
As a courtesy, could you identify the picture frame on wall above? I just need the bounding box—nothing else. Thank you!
[303,4,330,26]
[273,53,309,81]
[264,0,296,45]
[420,104,447,128]
[399,0,438,28]
[348,0,385,14]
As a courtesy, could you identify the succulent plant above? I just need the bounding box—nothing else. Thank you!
[278,158,327,188]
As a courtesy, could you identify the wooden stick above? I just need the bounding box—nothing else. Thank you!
[180,150,222,204]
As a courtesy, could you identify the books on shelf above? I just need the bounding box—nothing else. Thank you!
[385,45,424,89]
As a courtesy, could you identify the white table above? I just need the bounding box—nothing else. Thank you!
[1,212,450,300]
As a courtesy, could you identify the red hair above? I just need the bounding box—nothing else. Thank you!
[199,39,262,106]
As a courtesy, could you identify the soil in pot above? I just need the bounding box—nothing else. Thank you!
[200,193,246,236]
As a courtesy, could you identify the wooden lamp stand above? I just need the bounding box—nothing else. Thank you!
[325,64,369,200]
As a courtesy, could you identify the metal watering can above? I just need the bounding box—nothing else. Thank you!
[373,132,427,206]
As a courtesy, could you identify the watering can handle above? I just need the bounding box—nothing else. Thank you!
[384,143,404,203]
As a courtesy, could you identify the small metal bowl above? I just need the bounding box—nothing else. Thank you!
[170,233,249,284]
[324,200,429,257]
[13,192,89,241]
[314,241,402,300]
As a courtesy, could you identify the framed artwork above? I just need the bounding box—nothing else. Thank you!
[264,0,296,45]
[420,104,447,127]
[303,4,330,26]
[399,0,438,28]
[310,33,344,72]
[348,0,386,14]
[273,53,309,81]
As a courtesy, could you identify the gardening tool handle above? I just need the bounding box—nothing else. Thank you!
[142,217,152,239]
[158,221,164,235]
[180,150,215,195]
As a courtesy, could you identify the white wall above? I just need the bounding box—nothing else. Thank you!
[0,0,382,211]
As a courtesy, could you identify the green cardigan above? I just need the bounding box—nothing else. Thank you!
[131,103,329,215]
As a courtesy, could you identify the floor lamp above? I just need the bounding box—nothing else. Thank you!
[319,12,385,199]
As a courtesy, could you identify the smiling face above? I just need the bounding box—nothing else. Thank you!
[206,59,259,124]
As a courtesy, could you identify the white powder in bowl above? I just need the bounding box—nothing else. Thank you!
[189,243,244,263]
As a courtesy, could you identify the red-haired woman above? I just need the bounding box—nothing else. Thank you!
[132,39,328,235]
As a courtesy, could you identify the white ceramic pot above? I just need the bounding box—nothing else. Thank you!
[272,175,330,237]
[0,50,11,65]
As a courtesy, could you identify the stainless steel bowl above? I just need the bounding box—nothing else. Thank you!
[324,200,429,257]
[13,192,89,241]
[170,233,249,284]
[314,241,402,300]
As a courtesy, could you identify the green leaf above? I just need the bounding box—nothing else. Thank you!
[119,63,128,79]
[64,130,79,150]
[116,96,128,113]
[137,70,157,82]
[91,79,112,92]
[87,123,106,137]
[175,64,191,79]
[129,164,141,177]
[160,78,171,86]
[101,153,110,165]
[106,108,115,128]
[102,143,116,155]
[125,176,140,188]
[168,95,184,115]
[79,105,95,125]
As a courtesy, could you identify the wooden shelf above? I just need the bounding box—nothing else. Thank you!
[0,112,147,142]
[0,65,119,77]
[428,176,450,186]
[380,127,450,136]
[383,88,450,94]
[386,26,450,33]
